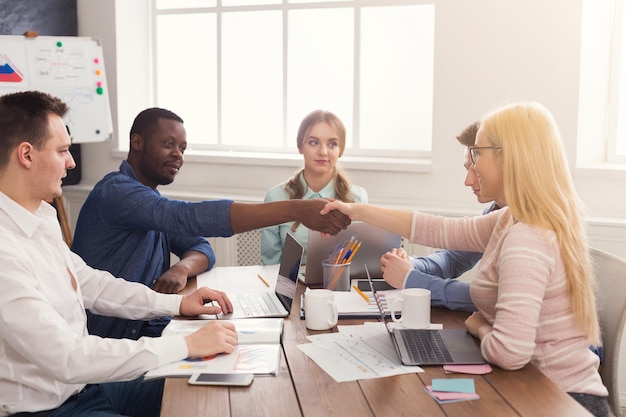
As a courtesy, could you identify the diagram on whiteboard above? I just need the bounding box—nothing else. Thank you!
[0,54,23,82]
[0,35,112,143]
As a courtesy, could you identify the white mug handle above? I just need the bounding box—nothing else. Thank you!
[391,298,404,323]
[327,301,338,327]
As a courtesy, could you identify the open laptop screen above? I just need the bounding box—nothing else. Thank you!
[276,233,303,312]
[305,222,401,284]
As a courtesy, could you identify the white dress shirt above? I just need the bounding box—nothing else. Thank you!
[0,192,188,416]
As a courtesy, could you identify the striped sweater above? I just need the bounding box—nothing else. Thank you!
[409,208,607,396]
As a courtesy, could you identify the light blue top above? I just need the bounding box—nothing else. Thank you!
[261,172,368,265]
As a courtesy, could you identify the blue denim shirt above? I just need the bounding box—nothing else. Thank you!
[406,249,483,312]
[72,161,234,339]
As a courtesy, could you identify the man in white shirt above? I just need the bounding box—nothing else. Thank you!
[0,91,239,416]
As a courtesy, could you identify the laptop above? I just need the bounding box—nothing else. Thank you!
[365,265,485,366]
[218,233,303,319]
[304,222,401,285]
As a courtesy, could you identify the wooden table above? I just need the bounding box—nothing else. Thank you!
[162,280,592,417]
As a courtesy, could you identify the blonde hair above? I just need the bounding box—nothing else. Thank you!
[480,102,600,345]
[286,110,355,231]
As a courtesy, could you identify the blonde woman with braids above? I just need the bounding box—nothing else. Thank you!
[261,110,367,265]
[322,102,608,417]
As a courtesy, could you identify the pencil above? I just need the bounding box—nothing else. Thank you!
[353,285,370,303]
[328,241,362,289]
[334,247,345,265]
[257,273,270,287]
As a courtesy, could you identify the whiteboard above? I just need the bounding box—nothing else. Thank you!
[0,35,112,143]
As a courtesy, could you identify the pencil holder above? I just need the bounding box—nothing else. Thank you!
[322,261,351,291]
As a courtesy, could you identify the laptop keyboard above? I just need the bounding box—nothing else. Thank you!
[400,329,454,363]
[237,292,283,317]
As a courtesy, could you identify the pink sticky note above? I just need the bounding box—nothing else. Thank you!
[443,363,493,375]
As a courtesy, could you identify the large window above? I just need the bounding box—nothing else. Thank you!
[153,0,435,157]
[610,0,626,162]
[578,0,626,166]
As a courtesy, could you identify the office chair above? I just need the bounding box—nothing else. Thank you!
[591,247,626,417]
[51,195,72,247]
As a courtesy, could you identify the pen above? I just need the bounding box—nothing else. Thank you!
[353,285,371,303]
[257,273,270,287]
[345,242,361,263]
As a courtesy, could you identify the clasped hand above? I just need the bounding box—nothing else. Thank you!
[465,311,492,340]
[380,248,413,288]
[300,199,351,234]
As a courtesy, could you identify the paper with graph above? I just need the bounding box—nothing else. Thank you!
[297,322,423,382]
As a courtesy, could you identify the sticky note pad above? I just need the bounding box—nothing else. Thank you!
[425,386,480,404]
[431,378,475,394]
[444,364,493,375]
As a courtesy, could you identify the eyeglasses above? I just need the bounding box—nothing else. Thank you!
[469,146,501,164]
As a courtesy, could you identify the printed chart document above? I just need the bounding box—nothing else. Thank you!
[303,287,401,319]
[297,322,423,382]
[144,318,283,380]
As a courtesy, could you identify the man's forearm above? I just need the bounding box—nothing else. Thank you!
[230,201,298,234]
[229,200,350,235]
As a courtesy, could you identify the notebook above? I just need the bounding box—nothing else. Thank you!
[218,233,303,319]
[303,222,401,285]
[301,283,401,319]
[365,265,485,366]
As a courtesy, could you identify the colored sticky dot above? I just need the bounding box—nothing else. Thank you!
[96,87,104,95]
[96,81,102,87]
[95,70,101,76]
[56,41,63,47]
[94,58,100,64]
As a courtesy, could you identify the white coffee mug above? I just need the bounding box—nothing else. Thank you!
[305,289,339,331]
[391,288,431,329]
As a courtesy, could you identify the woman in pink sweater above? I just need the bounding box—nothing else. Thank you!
[322,102,608,417]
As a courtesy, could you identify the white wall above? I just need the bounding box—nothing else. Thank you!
[72,0,626,219]
[72,0,626,405]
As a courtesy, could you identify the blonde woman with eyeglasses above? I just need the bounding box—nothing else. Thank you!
[322,102,608,417]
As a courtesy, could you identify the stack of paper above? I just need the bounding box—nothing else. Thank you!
[144,318,284,380]
[297,322,423,382]
[425,378,480,404]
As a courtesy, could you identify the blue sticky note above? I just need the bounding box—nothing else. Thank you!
[431,378,475,394]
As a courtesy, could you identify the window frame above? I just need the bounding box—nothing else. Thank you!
[149,0,435,162]
[607,0,626,163]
